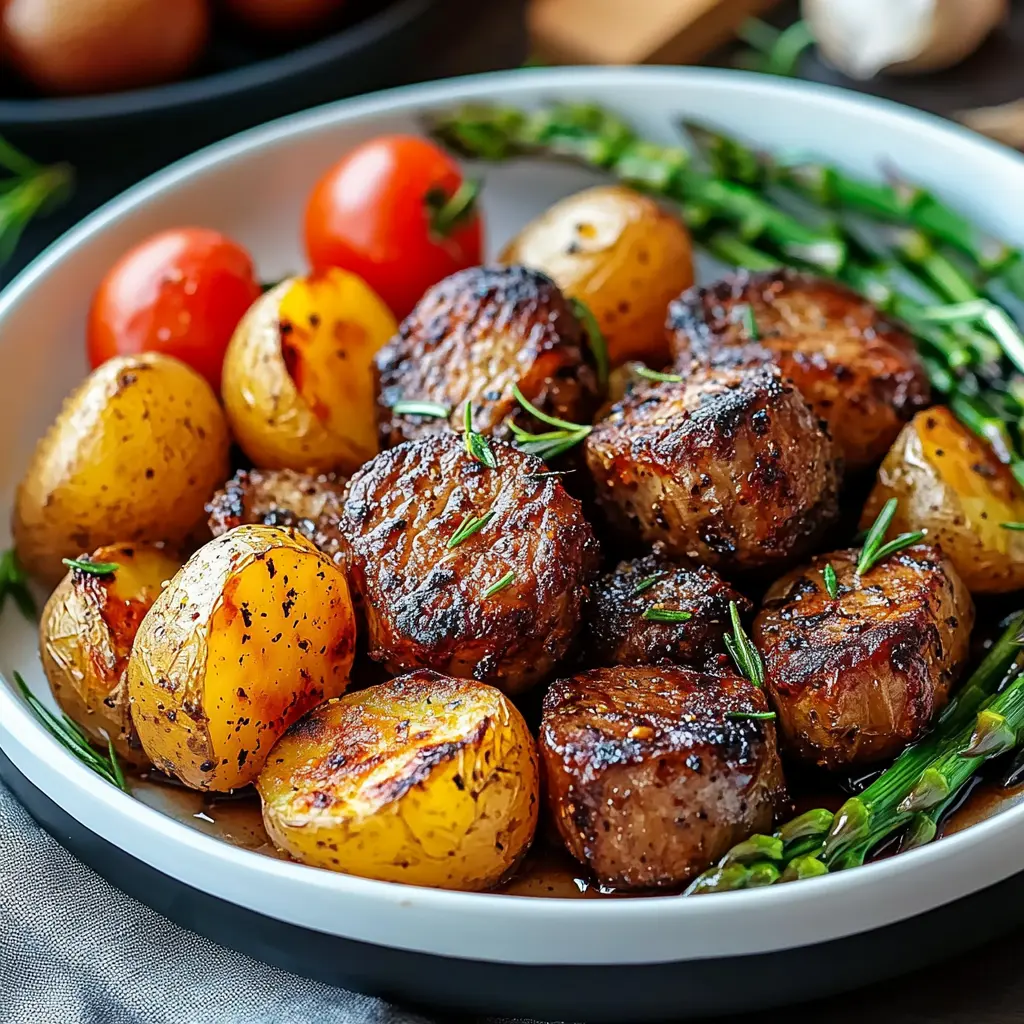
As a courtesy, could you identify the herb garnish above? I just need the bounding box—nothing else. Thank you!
[483,571,515,598]
[856,499,925,575]
[631,572,667,596]
[643,607,692,623]
[823,562,838,599]
[725,600,764,688]
[463,401,497,469]
[392,399,450,419]
[634,365,684,383]
[13,671,128,792]
[62,557,120,576]
[447,510,495,549]
[508,384,592,461]
[1000,522,1024,531]
[0,548,35,621]
[570,297,609,390]
[737,303,759,340]
[726,711,777,721]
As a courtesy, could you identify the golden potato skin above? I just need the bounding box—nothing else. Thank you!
[756,545,973,769]
[222,269,398,474]
[540,666,785,890]
[585,365,840,572]
[258,670,539,891]
[861,406,1024,594]
[39,543,180,766]
[13,352,230,586]
[669,271,930,471]
[375,264,600,449]
[500,186,694,367]
[128,524,356,791]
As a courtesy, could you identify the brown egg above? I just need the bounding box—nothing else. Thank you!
[223,0,344,33]
[1,0,209,95]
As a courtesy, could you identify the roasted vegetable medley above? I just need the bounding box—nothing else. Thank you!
[8,112,1024,895]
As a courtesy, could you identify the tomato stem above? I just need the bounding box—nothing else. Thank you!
[426,178,481,238]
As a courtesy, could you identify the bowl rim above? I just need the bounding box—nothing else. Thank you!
[2,64,1023,966]
[0,0,434,126]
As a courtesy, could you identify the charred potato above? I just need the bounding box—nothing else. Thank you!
[341,433,600,694]
[861,406,1024,593]
[584,552,750,670]
[669,270,930,471]
[258,670,539,890]
[755,545,973,768]
[374,264,600,449]
[39,543,180,765]
[222,268,398,474]
[540,666,785,890]
[128,524,357,791]
[13,352,230,586]
[585,365,840,572]
[500,185,694,368]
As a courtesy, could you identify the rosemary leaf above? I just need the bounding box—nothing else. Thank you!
[823,563,838,599]
[570,297,609,390]
[631,572,667,596]
[392,399,450,418]
[62,557,120,576]
[0,548,36,622]
[1000,522,1024,531]
[463,401,497,469]
[727,600,764,688]
[447,510,495,549]
[643,607,693,623]
[509,385,593,460]
[634,365,684,383]
[726,711,777,721]
[483,570,515,598]
[738,303,760,339]
[856,498,898,575]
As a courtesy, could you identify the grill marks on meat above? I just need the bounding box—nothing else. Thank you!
[669,270,930,471]
[755,544,973,769]
[340,433,600,694]
[375,264,600,449]
[585,364,839,572]
[584,552,750,671]
[540,666,786,889]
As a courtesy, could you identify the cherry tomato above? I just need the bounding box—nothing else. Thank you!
[87,228,262,391]
[303,135,484,319]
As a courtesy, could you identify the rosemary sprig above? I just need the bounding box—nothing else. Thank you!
[62,557,120,576]
[570,297,609,390]
[13,671,128,792]
[725,600,764,687]
[856,498,926,575]
[643,607,693,623]
[482,570,515,598]
[634,365,684,383]
[508,384,592,460]
[391,399,450,418]
[823,562,838,599]
[447,510,495,549]
[0,137,73,264]
[737,303,760,339]
[726,710,777,721]
[463,401,497,469]
[631,571,667,596]
[0,548,36,621]
[1000,522,1024,531]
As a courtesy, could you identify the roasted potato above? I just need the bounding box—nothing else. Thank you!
[13,352,230,586]
[584,552,750,671]
[258,670,539,890]
[221,268,398,474]
[861,406,1024,594]
[500,185,694,367]
[585,364,840,572]
[540,666,785,889]
[341,433,600,694]
[128,524,356,791]
[39,543,180,766]
[669,270,931,472]
[756,545,973,768]
[375,264,601,449]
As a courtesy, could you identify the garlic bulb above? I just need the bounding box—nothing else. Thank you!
[802,0,1008,80]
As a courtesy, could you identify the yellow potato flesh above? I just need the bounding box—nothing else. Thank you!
[221,268,397,474]
[257,673,539,890]
[128,524,356,791]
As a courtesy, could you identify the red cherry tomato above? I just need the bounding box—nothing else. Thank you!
[303,135,484,319]
[87,228,262,391]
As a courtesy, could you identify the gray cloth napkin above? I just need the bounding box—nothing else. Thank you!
[0,777,543,1024]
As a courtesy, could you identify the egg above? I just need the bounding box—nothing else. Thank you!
[223,0,344,33]
[0,0,209,95]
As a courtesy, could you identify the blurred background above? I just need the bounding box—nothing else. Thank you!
[1,0,1022,286]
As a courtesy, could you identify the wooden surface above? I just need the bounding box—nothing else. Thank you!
[3,1,1024,1019]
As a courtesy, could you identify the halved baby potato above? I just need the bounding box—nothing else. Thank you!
[861,406,1024,594]
[128,524,356,791]
[221,268,398,474]
[257,670,540,891]
[39,543,181,766]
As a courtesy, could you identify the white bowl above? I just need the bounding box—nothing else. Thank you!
[2,67,1023,1020]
